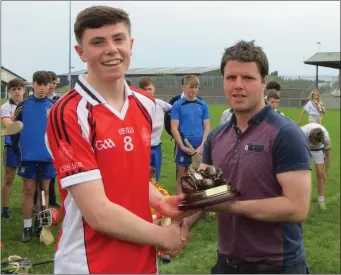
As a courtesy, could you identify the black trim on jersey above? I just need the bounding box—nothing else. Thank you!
[60,92,78,143]
[131,93,152,130]
[181,100,203,106]
[51,90,77,145]
[9,98,17,105]
[86,103,97,149]
[76,79,102,104]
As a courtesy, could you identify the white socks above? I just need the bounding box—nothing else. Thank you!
[24,219,32,228]
[318,196,325,202]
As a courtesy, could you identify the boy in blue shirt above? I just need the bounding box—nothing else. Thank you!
[12,71,56,242]
[170,75,210,194]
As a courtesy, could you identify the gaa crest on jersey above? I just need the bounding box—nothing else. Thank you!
[59,141,74,161]
[141,127,150,147]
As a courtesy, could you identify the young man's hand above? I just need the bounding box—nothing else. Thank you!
[161,220,190,257]
[155,194,184,218]
[180,145,193,155]
[160,220,185,254]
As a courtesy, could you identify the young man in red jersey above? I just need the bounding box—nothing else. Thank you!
[46,6,186,274]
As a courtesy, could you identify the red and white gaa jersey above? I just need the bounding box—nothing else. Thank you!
[45,75,157,274]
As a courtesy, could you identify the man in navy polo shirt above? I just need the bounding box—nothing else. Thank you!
[171,41,312,274]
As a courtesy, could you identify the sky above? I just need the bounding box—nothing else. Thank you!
[1,1,340,81]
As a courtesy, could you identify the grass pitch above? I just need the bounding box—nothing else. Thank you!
[1,105,340,274]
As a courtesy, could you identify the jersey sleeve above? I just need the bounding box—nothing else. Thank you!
[303,102,311,112]
[45,102,101,189]
[170,101,181,120]
[273,124,312,174]
[1,103,11,119]
[202,103,210,120]
[160,100,172,112]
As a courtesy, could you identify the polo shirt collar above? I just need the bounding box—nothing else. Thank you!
[230,104,272,128]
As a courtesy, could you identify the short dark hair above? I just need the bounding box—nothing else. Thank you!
[74,6,131,44]
[220,40,269,79]
[267,89,280,100]
[7,78,25,91]
[139,77,154,89]
[267,81,281,91]
[308,128,324,145]
[149,166,156,180]
[33,71,51,85]
[48,71,57,82]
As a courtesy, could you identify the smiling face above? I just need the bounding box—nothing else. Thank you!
[75,23,134,82]
[223,60,267,114]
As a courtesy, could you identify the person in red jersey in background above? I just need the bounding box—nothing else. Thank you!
[45,6,188,274]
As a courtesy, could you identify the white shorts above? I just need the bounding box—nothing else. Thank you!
[311,150,324,164]
[308,114,321,124]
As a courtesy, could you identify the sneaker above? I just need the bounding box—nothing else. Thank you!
[21,227,33,243]
[1,211,12,220]
[318,201,327,211]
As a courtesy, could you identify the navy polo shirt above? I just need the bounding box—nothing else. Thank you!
[203,104,311,267]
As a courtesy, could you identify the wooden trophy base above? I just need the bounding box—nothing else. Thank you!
[178,184,237,211]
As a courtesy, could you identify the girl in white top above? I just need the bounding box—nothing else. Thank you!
[138,77,172,181]
[298,90,325,125]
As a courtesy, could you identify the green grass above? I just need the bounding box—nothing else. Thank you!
[1,106,340,274]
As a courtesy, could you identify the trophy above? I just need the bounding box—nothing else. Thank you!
[178,165,239,211]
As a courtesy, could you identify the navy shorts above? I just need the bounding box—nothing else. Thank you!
[151,144,162,181]
[17,161,56,180]
[175,139,202,167]
[4,145,21,168]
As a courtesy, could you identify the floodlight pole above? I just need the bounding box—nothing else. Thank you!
[68,0,72,89]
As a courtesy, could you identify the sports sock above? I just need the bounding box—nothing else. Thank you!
[318,196,325,202]
[24,219,32,228]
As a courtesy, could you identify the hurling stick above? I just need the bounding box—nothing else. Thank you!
[180,134,202,170]
[37,164,54,246]
[1,121,23,136]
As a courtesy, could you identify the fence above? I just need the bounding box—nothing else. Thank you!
[128,74,339,109]
[156,95,310,108]
[127,75,340,91]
